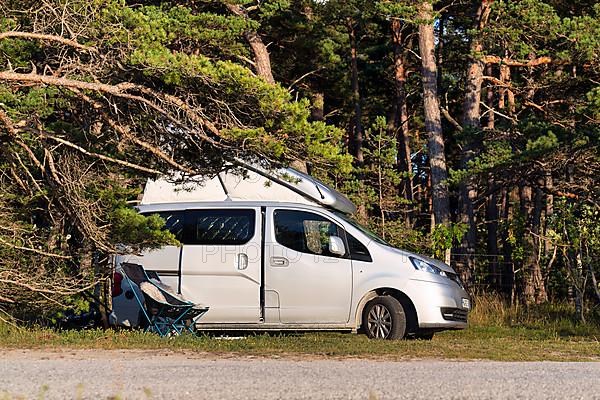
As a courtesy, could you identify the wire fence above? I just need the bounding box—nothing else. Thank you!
[449,253,519,302]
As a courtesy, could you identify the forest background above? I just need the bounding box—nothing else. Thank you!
[0,0,599,324]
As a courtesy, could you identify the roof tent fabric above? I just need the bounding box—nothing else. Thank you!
[140,165,357,215]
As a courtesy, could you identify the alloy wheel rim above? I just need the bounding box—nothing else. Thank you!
[367,304,392,339]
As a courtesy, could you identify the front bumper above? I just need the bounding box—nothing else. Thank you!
[403,278,470,329]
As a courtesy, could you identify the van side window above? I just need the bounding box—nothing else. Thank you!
[141,211,185,241]
[346,233,372,262]
[274,210,345,258]
[185,209,255,245]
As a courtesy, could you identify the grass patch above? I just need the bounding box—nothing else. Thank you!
[1,296,599,362]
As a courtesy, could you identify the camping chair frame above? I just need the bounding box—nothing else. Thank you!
[120,263,208,337]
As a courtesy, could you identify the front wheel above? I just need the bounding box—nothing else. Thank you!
[362,296,406,340]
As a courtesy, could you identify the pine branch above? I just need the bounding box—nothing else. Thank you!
[0,31,96,52]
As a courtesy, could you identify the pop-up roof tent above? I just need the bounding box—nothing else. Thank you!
[140,163,357,215]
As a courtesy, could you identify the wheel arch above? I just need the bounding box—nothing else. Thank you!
[355,288,419,334]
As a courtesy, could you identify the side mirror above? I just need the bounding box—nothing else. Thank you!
[329,236,346,256]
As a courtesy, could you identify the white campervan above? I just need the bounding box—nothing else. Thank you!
[112,165,469,339]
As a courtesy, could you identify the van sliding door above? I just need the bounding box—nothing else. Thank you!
[265,208,352,324]
[179,208,262,323]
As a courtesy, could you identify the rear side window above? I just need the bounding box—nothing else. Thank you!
[141,211,185,241]
[185,209,255,245]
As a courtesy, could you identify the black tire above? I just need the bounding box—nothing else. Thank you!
[362,296,406,340]
[412,332,434,340]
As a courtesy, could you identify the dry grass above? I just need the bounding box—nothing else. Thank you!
[1,295,599,362]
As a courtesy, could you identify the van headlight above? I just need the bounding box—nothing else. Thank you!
[410,257,447,277]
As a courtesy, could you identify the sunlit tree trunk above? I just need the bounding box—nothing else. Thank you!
[391,19,413,206]
[484,62,500,289]
[310,92,324,122]
[501,187,518,303]
[418,2,450,237]
[458,0,493,281]
[486,180,500,288]
[520,184,548,305]
[225,3,275,84]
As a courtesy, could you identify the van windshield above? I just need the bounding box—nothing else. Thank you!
[334,212,390,246]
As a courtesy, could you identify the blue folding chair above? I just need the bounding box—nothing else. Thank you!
[120,263,208,337]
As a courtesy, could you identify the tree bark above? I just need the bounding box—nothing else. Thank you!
[462,2,490,128]
[499,59,515,115]
[310,92,325,122]
[436,13,445,96]
[574,248,586,322]
[348,19,364,164]
[391,19,413,204]
[520,184,548,305]
[245,31,275,84]
[501,187,518,303]
[457,0,493,283]
[418,2,450,228]
[484,62,499,289]
[225,3,275,84]
[544,171,554,256]
[486,179,500,288]
[485,63,495,129]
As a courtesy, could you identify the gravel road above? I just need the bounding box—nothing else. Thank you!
[1,349,600,399]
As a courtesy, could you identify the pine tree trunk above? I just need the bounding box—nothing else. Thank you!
[457,0,492,284]
[531,182,548,303]
[544,171,554,255]
[485,63,495,129]
[418,2,450,228]
[225,4,275,84]
[484,63,499,289]
[520,184,548,304]
[348,19,364,164]
[391,19,413,204]
[486,180,500,288]
[575,249,586,322]
[310,92,325,122]
[436,13,445,96]
[499,60,515,115]
[245,31,275,84]
[501,187,518,303]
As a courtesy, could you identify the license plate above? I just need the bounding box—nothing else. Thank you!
[462,298,471,310]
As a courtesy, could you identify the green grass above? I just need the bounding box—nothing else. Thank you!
[1,296,599,362]
[0,325,598,361]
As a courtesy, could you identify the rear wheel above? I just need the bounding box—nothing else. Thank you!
[362,296,406,340]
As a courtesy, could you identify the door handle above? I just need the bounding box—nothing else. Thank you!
[270,256,289,267]
[236,253,248,270]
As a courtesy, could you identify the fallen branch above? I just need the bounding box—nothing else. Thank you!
[38,131,161,175]
[0,237,72,259]
[0,31,96,52]
[68,88,197,174]
[482,75,513,88]
[0,71,223,147]
[0,295,15,304]
[482,55,552,67]
[480,101,517,123]
[0,278,97,296]
[0,108,45,172]
[440,107,463,131]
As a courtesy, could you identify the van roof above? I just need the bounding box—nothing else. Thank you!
[137,200,330,214]
[140,165,357,215]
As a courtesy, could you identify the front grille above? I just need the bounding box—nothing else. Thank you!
[441,307,468,322]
